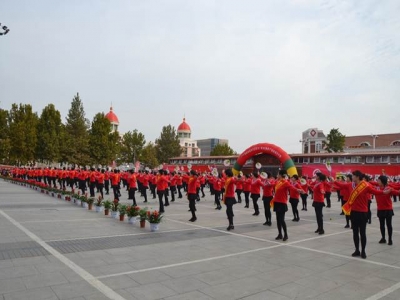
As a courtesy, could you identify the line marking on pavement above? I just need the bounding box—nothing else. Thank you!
[364,281,400,300]
[20,218,100,224]
[0,209,126,300]
[96,243,284,279]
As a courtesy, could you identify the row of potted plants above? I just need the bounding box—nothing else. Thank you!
[1,176,163,232]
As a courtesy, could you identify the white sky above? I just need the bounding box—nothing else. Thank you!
[1,0,399,154]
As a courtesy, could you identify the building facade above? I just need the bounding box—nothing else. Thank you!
[105,106,119,133]
[300,128,326,154]
[196,138,229,156]
[177,118,201,158]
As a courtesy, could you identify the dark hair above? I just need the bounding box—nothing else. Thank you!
[292,174,299,180]
[252,170,259,177]
[316,173,326,181]
[158,169,163,175]
[352,170,364,180]
[278,170,287,177]
[225,169,233,177]
[190,170,197,176]
[378,175,388,186]
[346,174,352,181]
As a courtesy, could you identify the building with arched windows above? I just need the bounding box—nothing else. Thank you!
[177,118,201,157]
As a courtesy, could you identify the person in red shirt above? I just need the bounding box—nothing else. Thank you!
[211,175,222,210]
[289,175,302,222]
[199,174,206,198]
[271,170,304,241]
[89,168,97,197]
[187,170,198,222]
[104,170,110,195]
[345,170,389,259]
[374,175,399,245]
[96,169,105,199]
[176,173,183,198]
[170,172,177,202]
[250,171,263,216]
[334,174,354,228]
[243,174,252,208]
[300,176,309,211]
[110,170,121,200]
[261,172,274,226]
[223,169,237,231]
[324,178,333,208]
[235,174,244,203]
[156,170,168,213]
[141,171,149,203]
[127,170,137,205]
[313,173,326,234]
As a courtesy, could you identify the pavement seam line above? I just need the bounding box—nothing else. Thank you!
[0,209,126,300]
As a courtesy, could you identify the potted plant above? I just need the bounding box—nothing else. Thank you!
[118,204,128,221]
[103,200,111,216]
[73,193,81,205]
[126,205,140,224]
[138,207,148,228]
[111,199,119,218]
[147,210,163,232]
[95,196,103,213]
[81,195,88,208]
[87,197,95,210]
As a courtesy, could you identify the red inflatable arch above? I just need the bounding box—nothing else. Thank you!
[233,143,298,176]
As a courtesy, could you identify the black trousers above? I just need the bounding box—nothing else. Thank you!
[276,211,287,236]
[325,192,331,207]
[129,188,136,205]
[290,198,299,220]
[367,200,372,223]
[104,180,109,194]
[351,211,368,252]
[98,184,104,199]
[188,194,197,218]
[263,196,273,222]
[157,190,165,212]
[314,203,324,231]
[244,192,250,206]
[177,185,183,198]
[225,198,236,226]
[214,191,221,208]
[251,194,260,214]
[89,182,96,197]
[379,211,393,242]
[301,193,308,209]
[236,189,242,203]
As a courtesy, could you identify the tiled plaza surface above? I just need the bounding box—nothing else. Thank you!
[1,179,400,300]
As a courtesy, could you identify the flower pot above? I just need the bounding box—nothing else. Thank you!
[140,219,146,228]
[119,214,125,221]
[111,211,119,219]
[95,206,103,213]
[150,223,160,232]
[88,203,93,210]
[76,200,81,206]
[128,217,137,224]
[104,209,109,216]
[82,202,88,209]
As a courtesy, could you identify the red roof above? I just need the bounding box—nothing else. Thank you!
[177,118,191,131]
[105,107,119,124]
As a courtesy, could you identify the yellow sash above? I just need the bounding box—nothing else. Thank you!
[223,178,232,204]
[270,179,286,209]
[342,181,368,215]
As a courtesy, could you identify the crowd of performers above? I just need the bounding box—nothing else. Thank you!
[7,166,400,259]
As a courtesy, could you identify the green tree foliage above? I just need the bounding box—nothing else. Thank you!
[89,113,120,166]
[120,130,146,163]
[65,93,90,165]
[141,142,159,168]
[0,109,11,163]
[8,104,38,165]
[210,143,236,156]
[36,104,62,163]
[324,128,346,153]
[155,125,182,163]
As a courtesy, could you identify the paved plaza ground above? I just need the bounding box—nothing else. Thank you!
[1,179,400,299]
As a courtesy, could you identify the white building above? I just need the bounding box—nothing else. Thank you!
[300,128,326,154]
[177,118,201,157]
[105,106,119,133]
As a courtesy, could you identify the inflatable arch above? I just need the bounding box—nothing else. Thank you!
[232,143,298,177]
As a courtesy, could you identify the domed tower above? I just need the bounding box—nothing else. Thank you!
[177,117,191,139]
[176,117,200,157]
[105,106,119,133]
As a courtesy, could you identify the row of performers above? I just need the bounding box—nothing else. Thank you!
[184,168,399,260]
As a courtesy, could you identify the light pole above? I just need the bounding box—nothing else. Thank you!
[371,134,379,149]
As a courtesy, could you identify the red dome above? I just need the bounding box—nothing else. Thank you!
[105,107,119,124]
[178,118,191,131]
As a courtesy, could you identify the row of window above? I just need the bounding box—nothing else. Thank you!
[294,156,400,164]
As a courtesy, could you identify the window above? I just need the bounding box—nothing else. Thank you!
[303,157,309,163]
[314,157,320,163]
[382,156,389,163]
[344,157,351,163]
[316,143,322,153]
[366,156,374,163]
[391,140,400,146]
[351,156,361,163]
[359,142,371,147]
[338,157,344,163]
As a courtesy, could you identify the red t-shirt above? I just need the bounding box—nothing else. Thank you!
[313,182,325,202]
[187,176,198,194]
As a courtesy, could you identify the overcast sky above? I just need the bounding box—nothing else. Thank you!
[1,0,399,154]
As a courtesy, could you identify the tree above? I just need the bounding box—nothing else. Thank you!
[155,125,182,163]
[210,143,236,156]
[89,113,120,166]
[0,108,11,164]
[141,142,159,168]
[120,130,146,163]
[64,93,90,165]
[324,128,346,153]
[8,103,38,165]
[36,104,62,163]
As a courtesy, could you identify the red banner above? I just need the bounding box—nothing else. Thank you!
[301,164,400,180]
